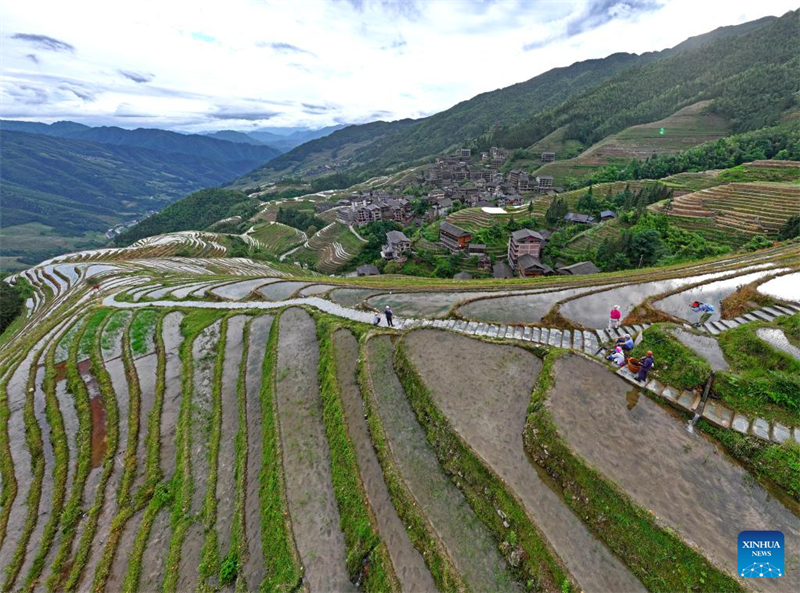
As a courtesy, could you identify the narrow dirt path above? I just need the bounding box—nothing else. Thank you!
[242,315,273,591]
[365,335,517,592]
[275,308,353,593]
[548,354,800,592]
[404,330,645,593]
[333,330,435,592]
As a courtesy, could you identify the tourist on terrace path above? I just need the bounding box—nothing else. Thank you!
[384,306,394,327]
[614,334,634,351]
[637,351,654,383]
[689,301,715,327]
[373,313,381,326]
[608,346,626,367]
[608,305,622,330]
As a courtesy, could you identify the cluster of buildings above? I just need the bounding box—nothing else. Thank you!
[421,149,556,195]
[335,190,414,226]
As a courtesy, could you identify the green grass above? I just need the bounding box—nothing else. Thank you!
[716,322,800,426]
[629,324,712,390]
[250,223,305,255]
[63,310,122,591]
[129,309,159,356]
[358,336,465,593]
[90,312,143,593]
[393,338,571,593]
[78,309,111,360]
[315,318,397,591]
[20,320,74,590]
[46,314,94,591]
[197,316,228,589]
[524,350,742,593]
[698,421,800,501]
[258,312,303,591]
[101,310,130,353]
[164,310,221,593]
[2,327,47,589]
[718,164,800,183]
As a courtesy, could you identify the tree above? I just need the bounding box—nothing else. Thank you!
[545,197,568,226]
[778,215,800,240]
[0,281,24,335]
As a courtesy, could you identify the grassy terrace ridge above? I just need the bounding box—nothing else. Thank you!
[46,311,100,592]
[716,319,800,427]
[22,320,74,590]
[164,309,221,593]
[2,322,48,590]
[523,351,742,593]
[258,311,303,591]
[393,336,572,593]
[358,335,466,593]
[63,310,121,591]
[120,311,169,593]
[629,325,712,390]
[315,316,397,591]
[90,311,143,593]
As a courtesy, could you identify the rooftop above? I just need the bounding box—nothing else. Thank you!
[511,228,544,242]
[440,221,471,238]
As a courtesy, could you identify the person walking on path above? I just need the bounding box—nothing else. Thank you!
[637,351,654,383]
[384,306,394,327]
[608,305,622,330]
[689,301,715,327]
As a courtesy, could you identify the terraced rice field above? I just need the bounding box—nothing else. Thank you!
[2,240,799,593]
[561,219,622,259]
[292,222,364,273]
[656,182,800,244]
[532,102,729,185]
[249,222,306,255]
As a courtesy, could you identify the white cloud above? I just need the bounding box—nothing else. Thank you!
[0,0,795,131]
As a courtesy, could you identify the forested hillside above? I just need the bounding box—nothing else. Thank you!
[492,9,799,148]
[238,12,789,186]
[0,120,281,163]
[0,130,266,269]
[112,188,259,245]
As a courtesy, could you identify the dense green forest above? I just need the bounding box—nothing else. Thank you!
[0,130,253,233]
[492,10,799,149]
[583,122,800,184]
[275,207,325,232]
[113,188,259,245]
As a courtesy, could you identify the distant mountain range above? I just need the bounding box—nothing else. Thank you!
[204,124,346,152]
[239,11,796,186]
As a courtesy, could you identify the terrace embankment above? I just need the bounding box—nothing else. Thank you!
[275,308,353,592]
[333,329,435,591]
[403,329,644,593]
[242,315,273,591]
[548,354,800,591]
[365,335,517,592]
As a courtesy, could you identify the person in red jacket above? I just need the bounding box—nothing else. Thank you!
[637,351,654,383]
[608,305,622,330]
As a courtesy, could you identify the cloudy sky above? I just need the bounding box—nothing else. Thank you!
[0,0,795,132]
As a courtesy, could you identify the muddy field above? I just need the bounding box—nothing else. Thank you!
[404,330,644,592]
[548,354,800,592]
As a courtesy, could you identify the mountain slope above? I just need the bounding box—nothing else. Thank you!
[493,10,799,149]
[0,130,265,268]
[237,13,782,186]
[204,129,273,147]
[0,120,281,163]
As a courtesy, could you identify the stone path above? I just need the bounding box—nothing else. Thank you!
[103,290,799,445]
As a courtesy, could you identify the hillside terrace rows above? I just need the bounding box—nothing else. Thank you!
[659,182,800,237]
[2,241,800,592]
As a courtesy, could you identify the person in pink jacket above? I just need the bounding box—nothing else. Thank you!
[608,305,622,330]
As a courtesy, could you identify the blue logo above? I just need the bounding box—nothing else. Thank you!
[738,531,784,578]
